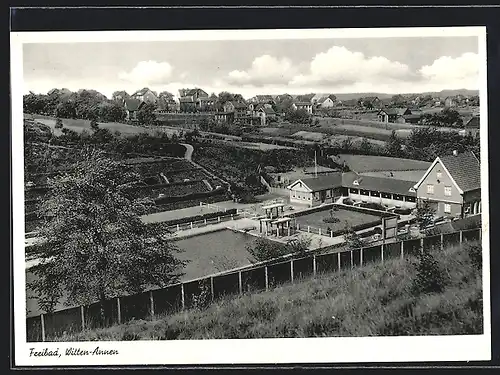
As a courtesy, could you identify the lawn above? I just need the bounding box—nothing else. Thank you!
[294,206,381,234]
[26,114,151,136]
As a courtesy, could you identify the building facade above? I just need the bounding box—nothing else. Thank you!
[413,151,481,218]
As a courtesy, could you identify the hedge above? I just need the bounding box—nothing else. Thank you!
[154,186,226,205]
[163,208,237,226]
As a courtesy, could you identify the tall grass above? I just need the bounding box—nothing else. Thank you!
[55,242,482,341]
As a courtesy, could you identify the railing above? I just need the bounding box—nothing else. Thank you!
[165,212,240,232]
[26,228,481,342]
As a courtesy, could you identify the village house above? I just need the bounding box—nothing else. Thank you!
[315,95,337,109]
[130,88,158,105]
[377,107,412,123]
[124,98,145,121]
[292,101,314,115]
[413,150,481,219]
[358,96,382,109]
[444,96,457,108]
[459,115,480,137]
[178,88,210,112]
[249,95,276,105]
[256,106,277,126]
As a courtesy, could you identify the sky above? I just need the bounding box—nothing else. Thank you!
[23,36,480,99]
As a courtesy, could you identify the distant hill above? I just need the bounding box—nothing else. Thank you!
[335,89,479,101]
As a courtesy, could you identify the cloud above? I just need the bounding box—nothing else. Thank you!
[226,55,298,86]
[419,52,479,87]
[290,46,413,87]
[118,60,173,85]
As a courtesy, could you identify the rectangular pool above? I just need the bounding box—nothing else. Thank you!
[26,229,262,317]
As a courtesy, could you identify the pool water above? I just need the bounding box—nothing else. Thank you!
[26,229,260,317]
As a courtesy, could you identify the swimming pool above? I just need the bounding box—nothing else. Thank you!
[26,229,261,317]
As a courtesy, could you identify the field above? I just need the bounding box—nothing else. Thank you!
[25,114,151,136]
[55,241,483,340]
[294,206,381,234]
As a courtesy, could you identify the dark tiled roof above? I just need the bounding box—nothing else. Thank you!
[132,88,151,97]
[465,116,480,128]
[440,151,481,192]
[261,107,276,115]
[299,173,343,191]
[124,98,143,111]
[342,172,417,196]
[233,102,248,109]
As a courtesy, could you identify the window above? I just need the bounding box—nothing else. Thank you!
[393,194,403,201]
[444,186,452,196]
[444,203,451,213]
[350,188,359,194]
[437,170,442,179]
[405,196,416,203]
[360,189,370,196]
[381,192,391,199]
[371,191,380,197]
[427,184,434,195]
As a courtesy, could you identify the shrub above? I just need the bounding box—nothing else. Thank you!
[360,202,386,211]
[466,243,482,271]
[411,248,448,295]
[343,198,354,205]
[394,208,412,215]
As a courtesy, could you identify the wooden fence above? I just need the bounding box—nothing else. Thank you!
[26,228,481,342]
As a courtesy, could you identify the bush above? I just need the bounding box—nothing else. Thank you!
[394,208,412,215]
[360,202,386,211]
[466,243,482,271]
[342,198,354,205]
[412,248,448,295]
[164,208,237,226]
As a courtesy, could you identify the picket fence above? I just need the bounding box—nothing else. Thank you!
[26,228,481,342]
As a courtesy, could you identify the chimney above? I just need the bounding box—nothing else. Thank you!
[453,150,458,156]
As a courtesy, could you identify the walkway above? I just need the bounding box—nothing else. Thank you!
[180,143,194,161]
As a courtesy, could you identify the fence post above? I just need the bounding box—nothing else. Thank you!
[290,260,294,283]
[307,226,310,233]
[337,252,341,271]
[176,224,180,231]
[401,240,404,260]
[350,251,354,269]
[181,284,185,309]
[330,231,333,238]
[210,277,214,301]
[150,291,155,318]
[204,219,207,225]
[360,247,363,266]
[117,297,121,324]
[319,228,322,236]
[218,216,221,223]
[265,266,269,291]
[440,233,444,251]
[190,222,194,229]
[420,237,424,253]
[231,214,234,220]
[80,306,85,331]
[40,314,46,342]
[381,244,384,264]
[238,271,243,294]
[459,230,463,244]
[313,255,317,277]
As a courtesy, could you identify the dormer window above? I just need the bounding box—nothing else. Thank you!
[437,170,442,179]
[353,180,359,186]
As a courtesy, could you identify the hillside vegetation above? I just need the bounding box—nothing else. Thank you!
[54,241,483,341]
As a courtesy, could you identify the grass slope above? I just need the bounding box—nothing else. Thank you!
[54,241,482,341]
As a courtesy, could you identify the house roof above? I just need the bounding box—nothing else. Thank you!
[124,98,144,111]
[381,107,410,116]
[465,116,480,128]
[132,88,153,97]
[342,172,417,196]
[294,101,312,106]
[317,96,333,104]
[260,107,276,115]
[289,173,343,191]
[256,95,274,102]
[233,102,248,109]
[439,151,481,193]
[330,154,431,173]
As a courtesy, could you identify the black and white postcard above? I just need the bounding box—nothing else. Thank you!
[11,26,490,366]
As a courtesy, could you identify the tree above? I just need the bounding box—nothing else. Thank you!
[246,237,289,263]
[28,149,186,319]
[385,130,403,157]
[55,101,77,119]
[284,108,311,124]
[416,200,436,229]
[360,137,372,154]
[343,221,363,249]
[90,119,100,132]
[111,90,130,103]
[55,118,63,129]
[136,102,158,126]
[412,247,447,295]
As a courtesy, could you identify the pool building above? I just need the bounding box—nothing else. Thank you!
[287,171,418,209]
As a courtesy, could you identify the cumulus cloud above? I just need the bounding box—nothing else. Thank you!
[226,55,298,86]
[419,52,479,88]
[290,46,413,87]
[118,60,174,85]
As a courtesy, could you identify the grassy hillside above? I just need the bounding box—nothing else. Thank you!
[54,241,482,341]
